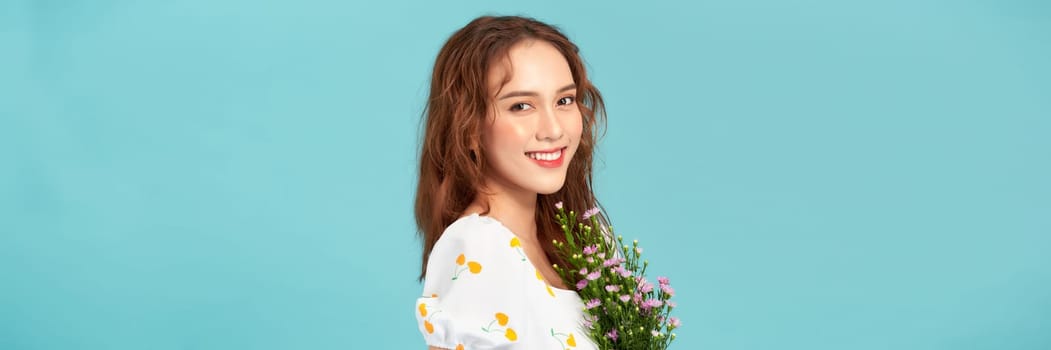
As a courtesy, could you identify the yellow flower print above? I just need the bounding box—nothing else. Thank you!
[418,301,442,335]
[452,253,482,280]
[481,312,518,342]
[510,238,527,261]
[550,328,577,348]
[495,312,509,326]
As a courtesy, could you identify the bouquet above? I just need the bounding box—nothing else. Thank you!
[551,202,680,349]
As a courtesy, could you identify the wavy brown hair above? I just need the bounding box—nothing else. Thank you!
[415,15,608,281]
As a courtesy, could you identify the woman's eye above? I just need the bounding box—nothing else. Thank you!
[510,103,533,112]
[558,96,576,106]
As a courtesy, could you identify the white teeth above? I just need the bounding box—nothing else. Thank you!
[527,149,562,161]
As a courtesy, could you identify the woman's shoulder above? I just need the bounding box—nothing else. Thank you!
[422,213,526,285]
[432,213,513,251]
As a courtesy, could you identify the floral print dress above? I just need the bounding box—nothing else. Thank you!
[415,213,598,350]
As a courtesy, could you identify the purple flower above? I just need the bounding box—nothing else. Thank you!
[619,294,631,302]
[605,285,621,293]
[576,279,589,290]
[582,207,600,220]
[583,244,598,255]
[661,284,675,297]
[658,276,670,285]
[586,271,601,281]
[603,258,618,268]
[605,329,618,341]
[669,317,681,328]
[579,267,588,276]
[555,201,563,209]
[585,298,601,309]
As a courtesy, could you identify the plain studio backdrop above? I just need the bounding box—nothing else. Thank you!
[1,0,1048,349]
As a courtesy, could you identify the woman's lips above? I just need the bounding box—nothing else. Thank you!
[525,147,566,168]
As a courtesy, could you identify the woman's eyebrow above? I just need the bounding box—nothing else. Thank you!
[498,83,577,100]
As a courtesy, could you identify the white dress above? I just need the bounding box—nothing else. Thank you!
[414,213,599,350]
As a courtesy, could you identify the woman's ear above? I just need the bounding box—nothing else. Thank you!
[469,142,479,161]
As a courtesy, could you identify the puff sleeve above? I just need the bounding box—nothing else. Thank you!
[414,216,528,349]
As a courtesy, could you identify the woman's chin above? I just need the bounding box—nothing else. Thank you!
[535,179,568,195]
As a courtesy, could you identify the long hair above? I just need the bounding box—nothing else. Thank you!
[415,15,608,281]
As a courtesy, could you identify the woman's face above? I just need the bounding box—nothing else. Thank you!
[480,39,583,196]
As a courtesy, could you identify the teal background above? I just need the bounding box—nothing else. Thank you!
[2,0,1048,349]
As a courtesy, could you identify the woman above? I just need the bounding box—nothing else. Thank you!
[414,15,608,349]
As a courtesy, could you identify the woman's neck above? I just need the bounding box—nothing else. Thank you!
[469,186,538,243]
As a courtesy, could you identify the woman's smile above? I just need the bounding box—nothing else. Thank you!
[525,146,567,168]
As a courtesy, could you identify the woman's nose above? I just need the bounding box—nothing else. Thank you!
[536,107,564,142]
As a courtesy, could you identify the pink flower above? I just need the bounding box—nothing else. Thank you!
[605,329,618,341]
[576,279,588,290]
[587,271,601,281]
[638,279,654,294]
[579,267,588,276]
[597,252,606,259]
[669,317,681,328]
[661,284,675,297]
[666,300,677,308]
[619,294,631,302]
[651,330,660,337]
[583,244,598,255]
[581,313,598,328]
[641,298,663,310]
[585,298,601,309]
[555,201,563,209]
[658,276,670,285]
[612,265,632,278]
[586,257,594,263]
[582,207,600,220]
[605,285,620,293]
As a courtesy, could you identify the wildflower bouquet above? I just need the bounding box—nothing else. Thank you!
[551,202,680,349]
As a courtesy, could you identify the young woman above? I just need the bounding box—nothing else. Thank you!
[414,15,608,350]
